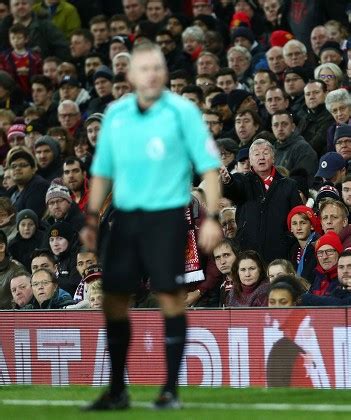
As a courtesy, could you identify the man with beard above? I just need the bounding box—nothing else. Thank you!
[62,156,89,214]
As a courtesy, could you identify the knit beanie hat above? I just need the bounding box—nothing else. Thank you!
[231,27,255,44]
[45,183,72,204]
[83,265,103,283]
[319,41,343,58]
[216,138,239,154]
[334,124,351,144]
[315,231,343,255]
[287,205,322,235]
[49,221,75,243]
[270,30,294,47]
[34,135,60,160]
[7,124,26,140]
[315,183,341,208]
[227,89,251,115]
[93,65,113,82]
[16,209,38,229]
[284,66,310,84]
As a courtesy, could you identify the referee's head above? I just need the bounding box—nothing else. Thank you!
[128,42,168,105]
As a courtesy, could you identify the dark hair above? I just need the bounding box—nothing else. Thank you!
[254,69,278,85]
[113,73,127,83]
[11,270,31,281]
[30,248,56,265]
[272,110,294,122]
[9,23,28,38]
[146,0,168,7]
[89,14,108,27]
[109,14,131,28]
[156,29,174,39]
[215,67,237,83]
[339,249,351,259]
[169,69,191,82]
[269,274,307,304]
[43,56,62,66]
[63,156,85,172]
[253,130,276,143]
[214,238,239,256]
[180,84,204,102]
[30,75,53,91]
[265,86,289,100]
[306,79,328,92]
[84,52,104,62]
[70,28,94,45]
[235,108,262,128]
[232,250,267,297]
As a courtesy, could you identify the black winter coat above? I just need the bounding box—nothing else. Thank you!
[222,169,302,263]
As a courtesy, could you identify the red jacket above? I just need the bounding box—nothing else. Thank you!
[71,177,89,214]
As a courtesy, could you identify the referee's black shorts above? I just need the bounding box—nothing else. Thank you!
[102,207,188,294]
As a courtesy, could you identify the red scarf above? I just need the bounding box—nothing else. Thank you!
[184,206,205,283]
[261,166,276,191]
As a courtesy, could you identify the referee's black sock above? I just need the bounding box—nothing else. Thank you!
[106,318,131,396]
[163,314,187,394]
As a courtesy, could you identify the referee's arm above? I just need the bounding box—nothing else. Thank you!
[88,176,112,214]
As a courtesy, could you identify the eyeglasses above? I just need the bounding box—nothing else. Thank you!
[31,280,53,288]
[206,120,221,126]
[220,151,234,158]
[319,74,336,80]
[335,138,351,146]
[59,113,78,119]
[316,249,337,257]
[10,162,30,170]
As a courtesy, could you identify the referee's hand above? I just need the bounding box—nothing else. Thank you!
[79,225,97,252]
[198,218,223,254]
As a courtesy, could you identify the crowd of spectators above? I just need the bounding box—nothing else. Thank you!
[1,0,351,310]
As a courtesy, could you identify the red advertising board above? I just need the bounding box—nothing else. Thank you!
[0,309,349,388]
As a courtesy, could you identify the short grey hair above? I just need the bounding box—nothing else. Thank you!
[283,39,307,56]
[249,139,275,156]
[182,26,205,44]
[219,207,236,222]
[227,45,252,62]
[58,100,80,114]
[325,88,351,112]
[314,63,344,86]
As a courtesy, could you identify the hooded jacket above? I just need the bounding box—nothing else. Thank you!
[274,131,318,177]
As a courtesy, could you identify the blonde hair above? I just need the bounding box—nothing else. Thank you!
[88,280,103,297]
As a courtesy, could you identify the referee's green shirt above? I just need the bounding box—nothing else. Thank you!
[91,90,220,211]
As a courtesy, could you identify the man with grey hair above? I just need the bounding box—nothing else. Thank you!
[122,0,145,24]
[0,0,70,60]
[227,45,252,90]
[220,138,301,262]
[57,99,83,137]
[283,39,307,68]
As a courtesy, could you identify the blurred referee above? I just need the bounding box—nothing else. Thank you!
[84,42,222,411]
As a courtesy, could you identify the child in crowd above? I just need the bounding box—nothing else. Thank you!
[88,279,103,309]
[9,209,45,271]
[0,23,42,99]
[287,205,322,284]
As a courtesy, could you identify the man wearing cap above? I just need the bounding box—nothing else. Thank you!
[320,198,351,250]
[221,138,301,262]
[7,124,26,148]
[8,147,49,219]
[25,119,46,152]
[309,231,343,296]
[87,65,114,115]
[235,147,250,173]
[272,110,318,177]
[298,80,334,157]
[85,112,103,151]
[231,26,265,67]
[283,66,309,122]
[46,182,85,232]
[34,135,62,182]
[319,41,344,66]
[0,229,25,309]
[315,151,347,186]
[58,75,91,114]
[334,124,351,171]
